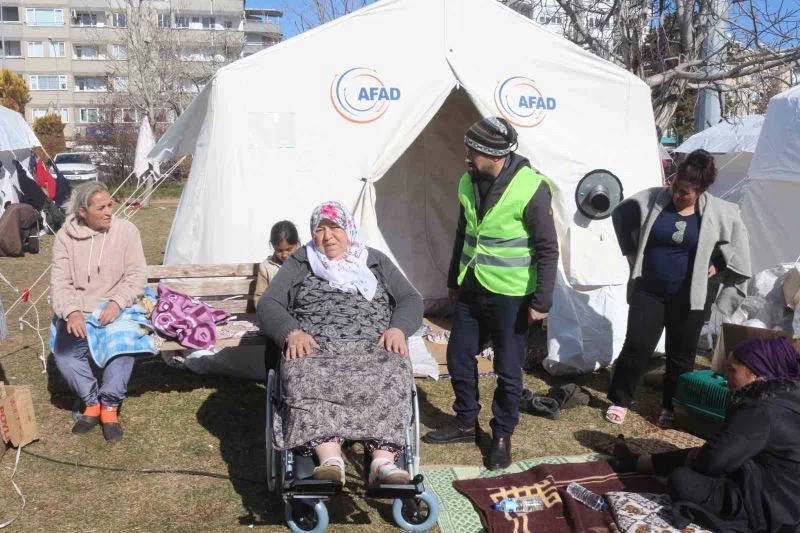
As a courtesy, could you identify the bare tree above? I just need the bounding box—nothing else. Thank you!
[503,0,800,130]
[285,0,375,32]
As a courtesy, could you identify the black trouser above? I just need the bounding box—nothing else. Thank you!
[447,270,531,437]
[608,282,707,410]
[651,449,749,532]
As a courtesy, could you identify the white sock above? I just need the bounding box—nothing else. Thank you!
[370,458,397,478]
[320,456,345,469]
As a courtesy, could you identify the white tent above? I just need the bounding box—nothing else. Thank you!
[0,105,41,211]
[147,0,662,374]
[675,114,764,200]
[739,85,800,275]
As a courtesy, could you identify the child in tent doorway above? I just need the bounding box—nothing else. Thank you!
[255,220,300,301]
[257,220,300,375]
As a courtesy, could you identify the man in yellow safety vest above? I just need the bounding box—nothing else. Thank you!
[424,117,559,469]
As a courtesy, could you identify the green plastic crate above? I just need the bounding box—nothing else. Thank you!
[673,369,730,422]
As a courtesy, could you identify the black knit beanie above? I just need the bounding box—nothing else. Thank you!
[464,116,518,157]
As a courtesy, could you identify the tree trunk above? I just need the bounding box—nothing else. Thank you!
[652,78,690,133]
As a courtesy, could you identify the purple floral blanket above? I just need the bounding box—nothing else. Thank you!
[151,283,230,350]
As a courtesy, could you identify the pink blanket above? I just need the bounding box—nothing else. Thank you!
[151,283,230,350]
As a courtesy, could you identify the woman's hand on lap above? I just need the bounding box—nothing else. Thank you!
[285,330,319,359]
[379,327,408,356]
[66,311,87,338]
[99,301,121,326]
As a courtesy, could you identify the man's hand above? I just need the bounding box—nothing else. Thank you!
[708,264,718,278]
[98,301,121,326]
[528,308,548,324]
[284,330,319,359]
[66,311,87,338]
[379,327,409,356]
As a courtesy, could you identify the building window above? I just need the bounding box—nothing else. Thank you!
[110,44,127,59]
[175,15,189,28]
[32,107,69,123]
[1,6,20,22]
[79,107,101,123]
[113,77,128,91]
[158,13,171,28]
[114,108,140,123]
[27,41,44,57]
[29,74,68,90]
[111,12,126,28]
[154,108,175,123]
[49,40,65,57]
[26,8,63,26]
[224,20,233,29]
[74,45,99,59]
[202,16,215,29]
[538,15,547,23]
[75,76,106,92]
[0,40,22,57]
[73,12,99,27]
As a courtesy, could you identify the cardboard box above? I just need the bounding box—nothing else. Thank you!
[711,323,800,373]
[783,266,800,310]
[0,384,39,448]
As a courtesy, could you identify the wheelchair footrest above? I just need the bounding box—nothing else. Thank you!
[286,478,343,496]
[365,480,425,500]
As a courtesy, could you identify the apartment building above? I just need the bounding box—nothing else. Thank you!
[0,1,282,141]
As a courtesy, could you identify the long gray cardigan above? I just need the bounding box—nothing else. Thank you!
[613,187,751,314]
[257,246,423,346]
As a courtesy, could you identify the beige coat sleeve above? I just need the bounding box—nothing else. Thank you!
[108,224,147,310]
[51,231,82,319]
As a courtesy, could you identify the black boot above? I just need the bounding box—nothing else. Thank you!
[487,434,511,470]
[612,434,639,472]
[423,421,477,444]
[71,415,100,434]
[102,423,124,444]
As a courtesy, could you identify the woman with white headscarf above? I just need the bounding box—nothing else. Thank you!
[258,201,423,486]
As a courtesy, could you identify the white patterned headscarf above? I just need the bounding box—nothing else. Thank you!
[305,201,378,300]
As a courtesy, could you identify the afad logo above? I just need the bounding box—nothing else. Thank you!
[494,76,557,128]
[330,67,401,124]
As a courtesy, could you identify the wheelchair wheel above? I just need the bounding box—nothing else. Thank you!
[285,498,329,533]
[392,491,440,532]
[265,369,278,493]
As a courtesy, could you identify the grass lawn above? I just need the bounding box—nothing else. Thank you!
[0,204,693,531]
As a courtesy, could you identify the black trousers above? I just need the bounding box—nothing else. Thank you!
[608,282,707,410]
[447,270,531,437]
[652,449,750,532]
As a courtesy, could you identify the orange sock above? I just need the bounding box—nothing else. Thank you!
[83,404,101,417]
[100,405,119,424]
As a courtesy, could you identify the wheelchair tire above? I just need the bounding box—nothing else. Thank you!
[285,498,329,533]
[265,369,278,493]
[392,491,440,532]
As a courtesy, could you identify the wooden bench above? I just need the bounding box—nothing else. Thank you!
[147,263,266,352]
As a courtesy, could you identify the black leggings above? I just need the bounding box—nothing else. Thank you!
[608,283,707,410]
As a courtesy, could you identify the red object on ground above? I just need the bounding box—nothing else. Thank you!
[21,288,30,302]
[35,160,57,200]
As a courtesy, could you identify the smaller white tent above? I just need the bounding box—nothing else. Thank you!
[0,105,41,211]
[675,114,763,200]
[739,86,800,274]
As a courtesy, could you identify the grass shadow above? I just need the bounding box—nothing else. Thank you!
[574,428,686,456]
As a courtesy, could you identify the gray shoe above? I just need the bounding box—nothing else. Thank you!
[423,422,477,444]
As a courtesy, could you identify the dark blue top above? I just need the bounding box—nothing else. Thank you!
[642,205,700,296]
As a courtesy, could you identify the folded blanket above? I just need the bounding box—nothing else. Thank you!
[606,492,711,533]
[151,283,230,350]
[452,461,666,533]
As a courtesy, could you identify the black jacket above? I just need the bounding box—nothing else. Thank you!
[257,246,423,347]
[682,379,800,533]
[447,153,559,311]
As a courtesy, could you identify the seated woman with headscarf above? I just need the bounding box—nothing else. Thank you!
[613,337,800,533]
[258,201,423,486]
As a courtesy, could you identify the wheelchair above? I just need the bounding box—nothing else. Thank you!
[265,368,440,532]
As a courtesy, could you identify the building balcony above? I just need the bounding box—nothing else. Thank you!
[0,22,23,39]
[71,60,111,74]
[243,20,281,36]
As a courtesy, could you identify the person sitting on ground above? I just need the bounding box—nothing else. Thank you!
[254,220,300,301]
[613,337,800,533]
[50,182,147,443]
[606,149,750,427]
[258,201,423,486]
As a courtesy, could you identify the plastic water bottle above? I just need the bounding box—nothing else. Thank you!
[566,482,608,511]
[491,496,545,513]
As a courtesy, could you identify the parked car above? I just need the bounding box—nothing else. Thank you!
[52,152,99,183]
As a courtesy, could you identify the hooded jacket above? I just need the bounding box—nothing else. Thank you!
[51,214,147,319]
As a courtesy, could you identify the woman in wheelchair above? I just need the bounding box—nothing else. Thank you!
[258,201,424,487]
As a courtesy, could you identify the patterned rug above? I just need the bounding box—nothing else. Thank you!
[421,453,605,533]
